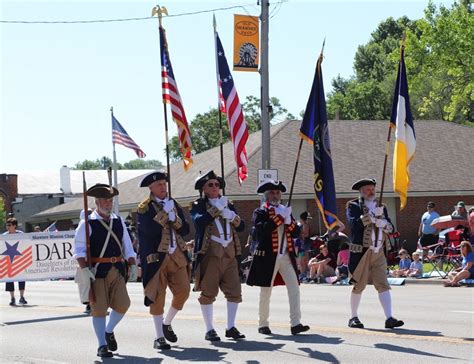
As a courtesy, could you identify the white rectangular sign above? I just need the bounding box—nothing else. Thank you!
[0,231,78,282]
[257,169,278,186]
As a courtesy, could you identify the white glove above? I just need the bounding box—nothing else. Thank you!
[275,205,286,217]
[373,206,384,217]
[284,206,292,224]
[370,216,377,224]
[375,218,388,228]
[128,265,138,282]
[221,208,236,221]
[168,210,176,222]
[163,199,175,213]
[81,267,95,281]
[214,196,228,211]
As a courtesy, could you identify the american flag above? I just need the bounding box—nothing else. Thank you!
[159,26,193,170]
[112,115,146,158]
[215,31,249,183]
[43,222,58,232]
[0,242,33,279]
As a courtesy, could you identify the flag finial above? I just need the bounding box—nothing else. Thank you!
[213,13,217,32]
[152,5,168,27]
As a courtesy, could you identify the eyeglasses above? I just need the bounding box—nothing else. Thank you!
[206,182,220,188]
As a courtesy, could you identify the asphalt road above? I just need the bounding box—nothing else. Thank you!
[0,280,473,363]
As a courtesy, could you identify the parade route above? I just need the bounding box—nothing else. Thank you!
[1,281,472,363]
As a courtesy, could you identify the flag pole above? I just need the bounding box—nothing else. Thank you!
[213,15,226,195]
[110,106,120,215]
[287,40,325,207]
[153,5,172,199]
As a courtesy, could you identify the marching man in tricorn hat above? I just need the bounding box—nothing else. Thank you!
[191,170,246,342]
[346,178,404,329]
[74,183,138,358]
[246,179,310,336]
[137,171,191,350]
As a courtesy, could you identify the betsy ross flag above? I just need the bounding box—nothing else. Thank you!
[112,115,146,158]
[0,242,33,280]
[300,54,338,229]
[160,26,193,170]
[215,28,249,183]
[391,46,416,210]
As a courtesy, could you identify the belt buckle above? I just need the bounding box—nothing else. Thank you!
[110,257,117,264]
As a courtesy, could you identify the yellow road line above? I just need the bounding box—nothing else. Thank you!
[1,304,471,346]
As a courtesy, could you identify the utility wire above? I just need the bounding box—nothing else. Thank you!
[0,3,257,24]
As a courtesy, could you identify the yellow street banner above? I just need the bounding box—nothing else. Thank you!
[233,14,259,72]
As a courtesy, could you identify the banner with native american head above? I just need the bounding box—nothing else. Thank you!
[233,14,259,72]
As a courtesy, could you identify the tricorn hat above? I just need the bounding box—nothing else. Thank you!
[87,184,119,198]
[139,170,168,187]
[256,179,287,194]
[194,170,226,190]
[351,178,376,191]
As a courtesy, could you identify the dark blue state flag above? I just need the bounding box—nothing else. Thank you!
[300,55,338,229]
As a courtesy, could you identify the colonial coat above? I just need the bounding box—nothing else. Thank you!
[137,195,190,306]
[191,197,244,288]
[346,197,393,276]
[246,203,300,287]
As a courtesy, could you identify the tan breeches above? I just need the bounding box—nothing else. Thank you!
[351,248,390,294]
[91,266,130,317]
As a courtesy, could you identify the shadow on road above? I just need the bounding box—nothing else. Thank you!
[97,354,163,363]
[213,340,284,352]
[365,328,444,338]
[374,343,463,360]
[299,347,340,363]
[3,313,87,326]
[157,346,227,362]
[269,333,344,345]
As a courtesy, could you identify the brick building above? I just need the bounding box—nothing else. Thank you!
[33,120,474,247]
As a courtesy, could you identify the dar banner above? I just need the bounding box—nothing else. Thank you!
[0,231,78,282]
[233,14,259,72]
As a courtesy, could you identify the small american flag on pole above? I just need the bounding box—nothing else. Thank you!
[159,26,193,170]
[215,30,249,183]
[112,115,146,158]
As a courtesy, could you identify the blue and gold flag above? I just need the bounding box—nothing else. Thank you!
[300,55,338,229]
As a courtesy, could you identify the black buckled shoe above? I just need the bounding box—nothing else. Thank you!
[385,317,404,329]
[105,332,117,351]
[348,316,364,329]
[258,326,272,335]
[153,337,171,350]
[205,329,221,342]
[291,323,310,335]
[225,327,245,339]
[97,345,113,358]
[163,324,178,343]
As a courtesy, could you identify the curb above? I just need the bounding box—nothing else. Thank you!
[402,278,445,286]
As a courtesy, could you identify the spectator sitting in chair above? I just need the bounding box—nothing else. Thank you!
[407,252,423,278]
[308,244,336,283]
[390,249,411,278]
[444,241,474,287]
[336,242,349,278]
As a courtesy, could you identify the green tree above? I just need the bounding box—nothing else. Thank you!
[168,96,295,160]
[122,159,163,169]
[0,198,6,230]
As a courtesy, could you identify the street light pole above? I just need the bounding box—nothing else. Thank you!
[260,0,271,169]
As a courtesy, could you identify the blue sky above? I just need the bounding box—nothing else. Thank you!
[0,0,453,171]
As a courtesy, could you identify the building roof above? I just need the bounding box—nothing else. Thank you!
[10,169,154,195]
[33,120,474,221]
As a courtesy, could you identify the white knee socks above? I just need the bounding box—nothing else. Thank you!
[226,301,238,330]
[350,292,362,318]
[163,306,179,325]
[200,304,214,332]
[92,317,107,346]
[153,314,164,339]
[106,310,124,333]
[378,290,392,319]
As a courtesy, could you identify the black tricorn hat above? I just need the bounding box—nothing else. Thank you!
[87,183,119,198]
[256,179,287,193]
[139,170,168,187]
[351,178,376,191]
[194,170,226,190]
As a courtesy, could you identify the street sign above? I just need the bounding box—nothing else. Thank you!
[257,169,278,186]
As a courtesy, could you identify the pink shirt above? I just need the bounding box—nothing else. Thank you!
[338,249,349,266]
